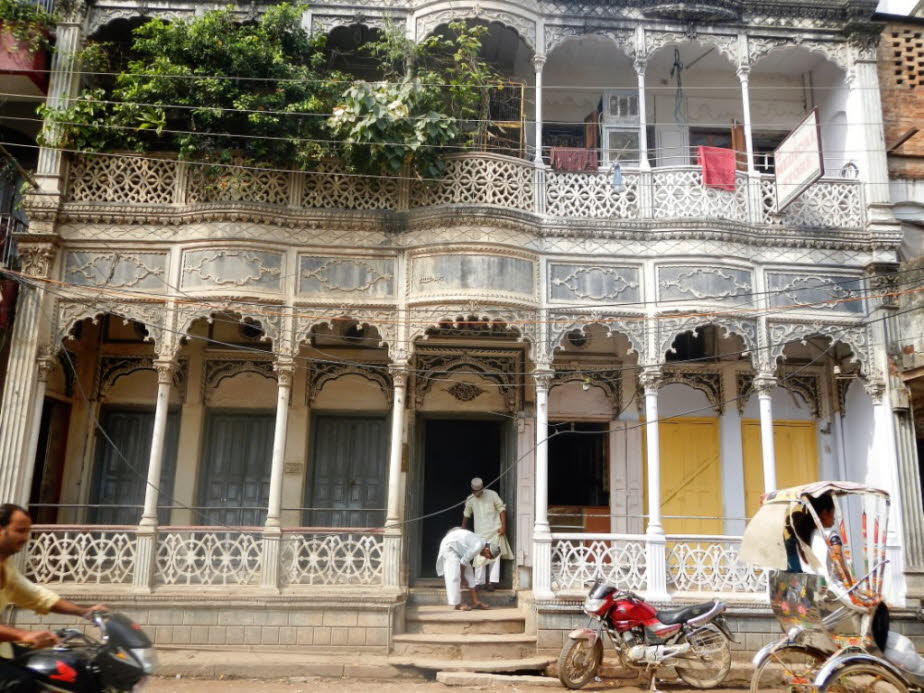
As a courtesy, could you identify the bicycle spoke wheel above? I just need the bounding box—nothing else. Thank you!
[751,645,827,693]
[822,663,909,693]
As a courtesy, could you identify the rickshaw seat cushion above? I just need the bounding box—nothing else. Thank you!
[873,602,890,652]
[656,601,716,625]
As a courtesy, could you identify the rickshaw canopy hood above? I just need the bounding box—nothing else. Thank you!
[739,481,889,569]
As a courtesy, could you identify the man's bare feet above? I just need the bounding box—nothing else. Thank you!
[454,604,471,611]
[473,602,491,610]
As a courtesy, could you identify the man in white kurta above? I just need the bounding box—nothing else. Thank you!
[461,477,513,590]
[436,527,498,610]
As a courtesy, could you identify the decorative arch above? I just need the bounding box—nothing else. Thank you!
[87,10,193,37]
[294,307,395,354]
[53,298,169,354]
[307,361,392,405]
[311,15,394,36]
[643,32,739,67]
[747,38,851,75]
[767,321,870,376]
[97,355,188,400]
[550,367,622,414]
[202,357,276,404]
[547,312,645,365]
[414,8,537,52]
[177,301,285,352]
[657,315,758,366]
[408,302,537,362]
[413,347,522,412]
[659,367,724,413]
[545,25,635,59]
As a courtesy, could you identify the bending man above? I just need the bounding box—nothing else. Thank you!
[436,527,500,611]
[461,477,512,591]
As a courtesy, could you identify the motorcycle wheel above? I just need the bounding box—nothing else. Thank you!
[557,637,603,690]
[674,624,732,689]
[821,662,909,693]
[750,644,827,693]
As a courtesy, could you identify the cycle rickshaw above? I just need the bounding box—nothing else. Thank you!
[739,481,924,692]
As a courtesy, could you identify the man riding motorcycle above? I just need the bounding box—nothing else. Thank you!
[0,503,106,692]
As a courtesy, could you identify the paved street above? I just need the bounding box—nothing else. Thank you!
[147,677,749,692]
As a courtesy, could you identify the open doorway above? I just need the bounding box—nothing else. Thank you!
[418,419,504,579]
[548,422,609,533]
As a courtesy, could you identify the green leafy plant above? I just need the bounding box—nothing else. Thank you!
[0,0,56,53]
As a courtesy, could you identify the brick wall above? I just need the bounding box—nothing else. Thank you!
[879,22,924,180]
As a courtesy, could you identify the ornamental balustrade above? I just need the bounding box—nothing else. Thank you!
[64,153,866,230]
[550,533,766,599]
[24,525,384,589]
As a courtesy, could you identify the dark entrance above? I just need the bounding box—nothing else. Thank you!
[419,419,503,579]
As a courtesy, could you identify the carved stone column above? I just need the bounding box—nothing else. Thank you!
[636,58,654,218]
[533,54,546,165]
[18,353,56,506]
[262,358,294,590]
[0,243,56,503]
[35,3,87,194]
[382,364,408,588]
[532,368,554,599]
[754,373,778,493]
[640,367,669,602]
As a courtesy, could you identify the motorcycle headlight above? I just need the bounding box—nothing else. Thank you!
[130,647,158,675]
[583,597,606,614]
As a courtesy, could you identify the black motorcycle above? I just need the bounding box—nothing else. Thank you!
[13,612,156,692]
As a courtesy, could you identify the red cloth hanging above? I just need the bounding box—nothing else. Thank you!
[550,147,598,172]
[697,146,737,191]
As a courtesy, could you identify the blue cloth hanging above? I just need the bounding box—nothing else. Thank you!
[611,162,625,193]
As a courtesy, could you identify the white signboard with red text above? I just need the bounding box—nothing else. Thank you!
[774,108,825,212]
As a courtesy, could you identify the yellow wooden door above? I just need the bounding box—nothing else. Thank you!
[644,418,723,534]
[742,420,819,519]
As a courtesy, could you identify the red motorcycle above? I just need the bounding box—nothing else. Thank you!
[558,580,735,690]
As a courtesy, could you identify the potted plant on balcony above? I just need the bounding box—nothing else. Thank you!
[0,0,56,92]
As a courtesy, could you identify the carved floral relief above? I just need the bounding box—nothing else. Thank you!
[549,264,641,303]
[181,249,283,291]
[65,251,167,290]
[298,255,395,298]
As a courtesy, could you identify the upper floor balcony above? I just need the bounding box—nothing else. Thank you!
[61,151,866,232]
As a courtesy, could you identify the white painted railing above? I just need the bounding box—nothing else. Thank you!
[25,525,385,589]
[64,153,866,230]
[667,535,766,594]
[550,533,766,598]
[551,533,647,592]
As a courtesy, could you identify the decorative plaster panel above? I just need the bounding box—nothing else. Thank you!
[549,264,640,303]
[65,251,167,290]
[181,249,283,291]
[409,253,535,299]
[298,255,395,298]
[658,265,753,303]
[766,272,864,313]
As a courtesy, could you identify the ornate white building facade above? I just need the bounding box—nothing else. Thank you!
[1,0,923,656]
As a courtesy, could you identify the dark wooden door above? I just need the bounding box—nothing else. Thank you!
[198,411,275,526]
[305,416,387,527]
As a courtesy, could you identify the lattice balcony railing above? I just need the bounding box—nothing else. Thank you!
[550,533,648,592]
[154,529,264,586]
[63,153,866,229]
[281,530,384,586]
[666,535,766,594]
[25,526,137,584]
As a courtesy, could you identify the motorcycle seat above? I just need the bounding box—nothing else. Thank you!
[656,601,716,625]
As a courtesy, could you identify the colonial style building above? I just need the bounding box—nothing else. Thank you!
[2,0,922,662]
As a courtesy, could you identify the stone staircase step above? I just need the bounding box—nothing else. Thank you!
[388,656,555,674]
[407,587,517,608]
[437,671,559,687]
[391,633,537,660]
[406,606,525,634]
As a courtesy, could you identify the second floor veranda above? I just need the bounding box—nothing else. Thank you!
[62,150,865,231]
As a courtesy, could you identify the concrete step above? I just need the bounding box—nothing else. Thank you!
[405,606,525,635]
[391,633,538,660]
[407,587,517,608]
[437,671,559,687]
[388,655,555,674]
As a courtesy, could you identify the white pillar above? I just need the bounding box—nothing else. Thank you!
[265,360,294,529]
[383,364,408,588]
[755,374,778,493]
[636,59,649,170]
[139,361,175,527]
[532,369,553,599]
[18,355,55,507]
[848,48,891,214]
[640,367,669,603]
[0,246,54,503]
[533,55,545,165]
[737,66,756,175]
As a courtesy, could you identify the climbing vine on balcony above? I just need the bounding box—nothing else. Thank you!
[0,0,57,53]
[38,5,500,178]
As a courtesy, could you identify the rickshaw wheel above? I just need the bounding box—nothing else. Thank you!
[750,644,827,693]
[822,662,909,693]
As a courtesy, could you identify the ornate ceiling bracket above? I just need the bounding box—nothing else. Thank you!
[660,367,724,413]
[544,24,635,57]
[767,321,870,377]
[307,361,392,406]
[408,302,537,361]
[779,371,822,419]
[97,355,189,401]
[643,29,739,65]
[546,311,646,366]
[176,301,285,353]
[415,7,537,52]
[413,346,523,412]
[736,372,754,414]
[551,366,622,415]
[52,297,170,353]
[293,305,397,356]
[202,356,277,404]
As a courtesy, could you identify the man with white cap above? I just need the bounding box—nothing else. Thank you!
[461,477,513,591]
[436,527,501,610]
